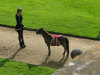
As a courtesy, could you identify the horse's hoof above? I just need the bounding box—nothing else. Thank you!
[48,54,50,56]
[48,55,50,56]
[48,52,51,56]
[67,54,69,58]
[63,53,65,56]
[63,54,65,57]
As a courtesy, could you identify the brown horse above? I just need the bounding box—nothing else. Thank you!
[36,28,69,57]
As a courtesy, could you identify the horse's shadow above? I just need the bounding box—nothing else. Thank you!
[40,55,68,69]
[97,31,100,39]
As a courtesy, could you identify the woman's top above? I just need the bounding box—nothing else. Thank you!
[16,14,24,30]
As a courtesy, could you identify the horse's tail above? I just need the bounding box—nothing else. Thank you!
[66,38,69,57]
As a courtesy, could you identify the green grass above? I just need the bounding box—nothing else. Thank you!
[0,58,56,75]
[0,0,100,38]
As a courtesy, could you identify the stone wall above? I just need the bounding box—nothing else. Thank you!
[52,49,100,75]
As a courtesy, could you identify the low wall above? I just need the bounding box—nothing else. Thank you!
[52,49,100,75]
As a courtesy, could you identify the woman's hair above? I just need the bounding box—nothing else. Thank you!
[17,8,22,13]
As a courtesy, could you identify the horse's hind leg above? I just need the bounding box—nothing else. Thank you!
[62,42,69,57]
[66,47,69,57]
[66,39,69,57]
[63,49,66,56]
[63,47,69,57]
[62,44,66,56]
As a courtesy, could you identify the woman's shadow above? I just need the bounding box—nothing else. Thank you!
[9,48,22,59]
[0,48,22,67]
[40,55,68,69]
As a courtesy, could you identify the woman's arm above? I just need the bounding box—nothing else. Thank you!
[16,15,24,28]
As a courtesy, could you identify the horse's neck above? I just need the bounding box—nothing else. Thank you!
[42,30,51,39]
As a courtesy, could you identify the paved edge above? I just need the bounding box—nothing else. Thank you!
[0,24,100,41]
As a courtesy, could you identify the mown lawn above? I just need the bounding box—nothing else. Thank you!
[0,0,100,38]
[0,58,56,75]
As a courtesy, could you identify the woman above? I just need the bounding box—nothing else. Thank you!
[15,8,26,48]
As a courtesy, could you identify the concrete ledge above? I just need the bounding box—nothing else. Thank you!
[0,24,100,41]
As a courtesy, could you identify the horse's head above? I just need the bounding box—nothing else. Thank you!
[36,27,44,34]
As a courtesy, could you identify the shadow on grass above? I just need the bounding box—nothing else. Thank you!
[97,31,100,39]
[40,55,68,69]
[0,58,10,67]
[28,64,38,70]
[0,48,22,67]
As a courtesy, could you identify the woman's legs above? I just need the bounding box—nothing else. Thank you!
[20,30,26,47]
[18,30,25,48]
[18,31,23,48]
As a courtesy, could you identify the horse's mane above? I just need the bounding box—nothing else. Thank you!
[43,30,52,36]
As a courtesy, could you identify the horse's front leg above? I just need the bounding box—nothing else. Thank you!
[47,45,51,56]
